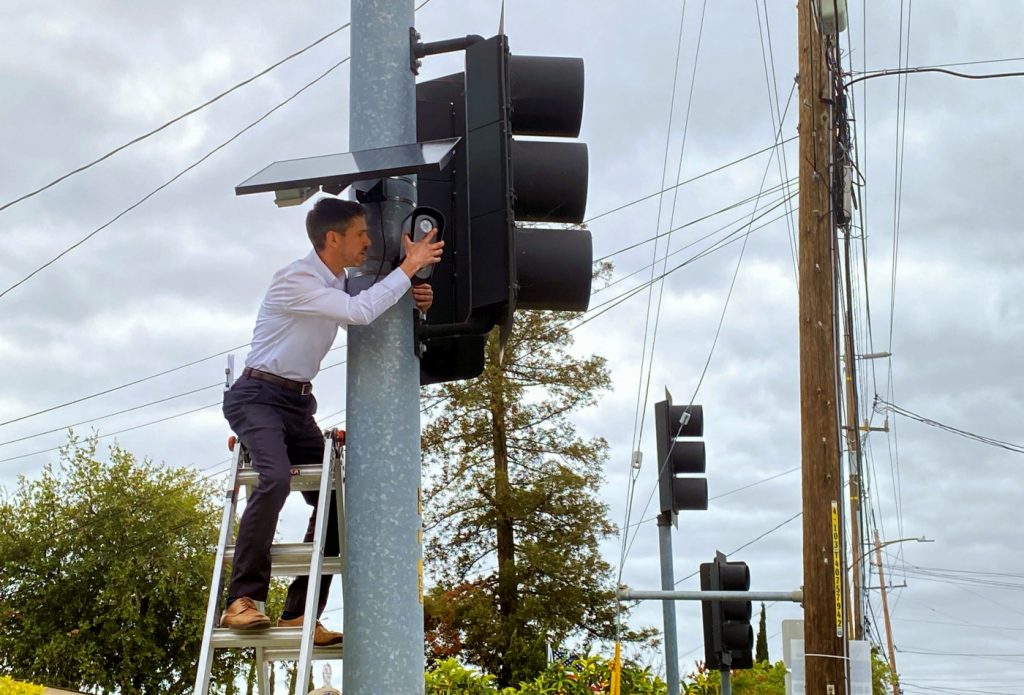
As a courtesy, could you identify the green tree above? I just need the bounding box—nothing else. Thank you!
[0,435,236,693]
[755,603,768,663]
[425,655,667,695]
[681,660,786,694]
[872,648,894,694]
[421,304,653,686]
[681,651,894,695]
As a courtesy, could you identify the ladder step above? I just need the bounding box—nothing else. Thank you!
[261,646,344,662]
[210,627,343,660]
[236,465,337,491]
[223,543,343,576]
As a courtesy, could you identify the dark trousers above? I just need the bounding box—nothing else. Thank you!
[222,376,340,618]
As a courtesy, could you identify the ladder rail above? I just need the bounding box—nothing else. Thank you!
[194,444,244,693]
[294,432,339,693]
[255,645,269,695]
[333,438,346,576]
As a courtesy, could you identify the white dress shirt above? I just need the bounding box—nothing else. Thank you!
[244,250,411,381]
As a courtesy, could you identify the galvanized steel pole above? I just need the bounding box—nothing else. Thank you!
[657,514,680,695]
[619,589,804,603]
[345,1,423,693]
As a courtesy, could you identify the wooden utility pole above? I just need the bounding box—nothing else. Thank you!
[841,254,865,641]
[874,530,901,695]
[841,347,863,640]
[797,0,847,691]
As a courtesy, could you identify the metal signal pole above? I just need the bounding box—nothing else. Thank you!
[797,0,847,691]
[345,1,424,693]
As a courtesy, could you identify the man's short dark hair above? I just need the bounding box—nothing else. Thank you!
[306,197,365,251]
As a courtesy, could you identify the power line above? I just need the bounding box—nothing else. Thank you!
[583,136,796,228]
[615,0,693,621]
[0,357,346,463]
[894,617,1024,632]
[0,23,352,213]
[592,196,792,299]
[593,184,795,276]
[753,0,798,281]
[875,398,1024,455]
[709,466,800,501]
[570,204,792,335]
[0,382,222,447]
[0,55,351,302]
[845,66,1024,89]
[673,510,803,586]
[0,342,250,428]
[633,0,712,460]
[0,400,222,464]
[898,647,1024,659]
[618,78,797,568]
[0,340,346,432]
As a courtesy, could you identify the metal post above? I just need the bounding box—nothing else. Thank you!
[618,589,804,603]
[720,668,732,695]
[345,2,423,694]
[657,514,680,695]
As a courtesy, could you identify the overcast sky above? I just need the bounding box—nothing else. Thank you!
[2,1,1022,692]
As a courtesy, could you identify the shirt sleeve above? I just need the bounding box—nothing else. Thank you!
[270,267,411,326]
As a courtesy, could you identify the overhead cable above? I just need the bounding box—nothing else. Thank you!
[583,136,796,228]
[0,382,222,447]
[0,342,250,428]
[875,398,1024,455]
[0,22,352,213]
[845,66,1024,90]
[0,57,350,303]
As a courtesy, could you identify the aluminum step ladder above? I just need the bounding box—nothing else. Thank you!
[194,362,345,694]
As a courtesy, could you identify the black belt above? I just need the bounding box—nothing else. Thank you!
[242,367,313,395]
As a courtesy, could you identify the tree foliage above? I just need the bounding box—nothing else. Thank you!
[681,660,786,694]
[0,676,44,695]
[755,603,768,663]
[425,656,666,695]
[421,303,653,685]
[681,650,894,694]
[0,436,233,693]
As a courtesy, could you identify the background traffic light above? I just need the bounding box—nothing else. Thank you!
[653,393,708,515]
[700,552,754,671]
[414,34,593,385]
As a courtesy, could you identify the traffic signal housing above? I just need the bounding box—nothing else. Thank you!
[414,34,593,385]
[700,552,754,671]
[653,393,708,515]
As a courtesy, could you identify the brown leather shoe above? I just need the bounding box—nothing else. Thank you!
[220,597,271,630]
[277,615,344,646]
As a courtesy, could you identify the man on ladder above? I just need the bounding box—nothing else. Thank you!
[220,196,442,643]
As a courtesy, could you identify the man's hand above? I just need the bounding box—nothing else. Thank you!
[412,284,433,313]
[399,229,444,279]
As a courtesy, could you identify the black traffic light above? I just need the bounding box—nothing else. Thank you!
[414,34,592,385]
[700,552,754,671]
[415,72,481,385]
[653,392,708,515]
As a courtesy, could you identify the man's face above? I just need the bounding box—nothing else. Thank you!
[329,215,371,268]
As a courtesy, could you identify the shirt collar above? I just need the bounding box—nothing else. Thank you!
[305,249,343,284]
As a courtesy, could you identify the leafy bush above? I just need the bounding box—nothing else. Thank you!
[426,655,666,695]
[426,659,501,694]
[0,676,45,695]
